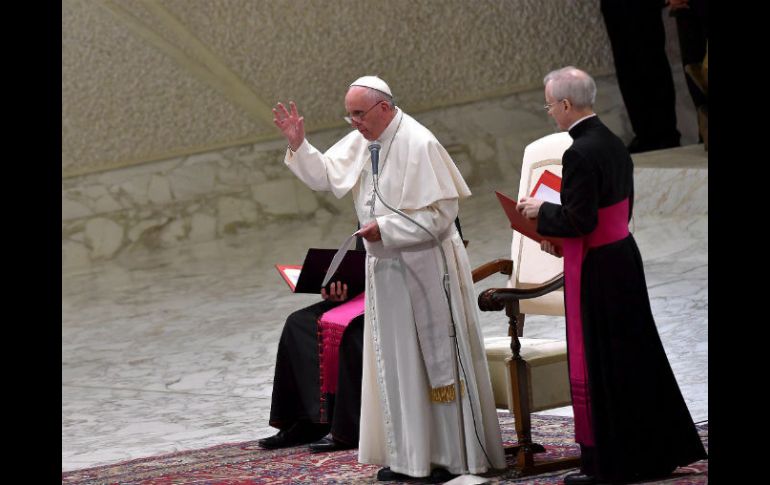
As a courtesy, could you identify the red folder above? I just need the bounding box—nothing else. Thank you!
[495,190,563,251]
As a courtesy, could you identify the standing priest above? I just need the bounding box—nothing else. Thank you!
[272,76,505,482]
[517,66,707,485]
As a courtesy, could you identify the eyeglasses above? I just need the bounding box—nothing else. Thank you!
[543,99,566,112]
[344,101,382,125]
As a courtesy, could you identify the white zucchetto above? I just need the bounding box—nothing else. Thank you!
[349,75,393,97]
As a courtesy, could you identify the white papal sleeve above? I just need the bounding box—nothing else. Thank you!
[283,139,336,192]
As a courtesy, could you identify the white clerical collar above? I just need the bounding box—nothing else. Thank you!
[375,107,402,145]
[568,113,597,132]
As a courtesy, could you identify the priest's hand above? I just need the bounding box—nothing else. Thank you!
[517,197,543,219]
[272,101,305,151]
[321,281,348,302]
[357,221,381,242]
[540,240,563,258]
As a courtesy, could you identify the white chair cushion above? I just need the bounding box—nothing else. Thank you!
[485,336,571,412]
[519,292,565,316]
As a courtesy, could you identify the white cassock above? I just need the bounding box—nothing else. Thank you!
[285,108,506,477]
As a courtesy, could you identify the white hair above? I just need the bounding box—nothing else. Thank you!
[543,66,596,109]
[361,87,395,109]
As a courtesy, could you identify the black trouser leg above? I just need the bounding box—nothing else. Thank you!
[580,444,599,476]
[329,315,364,445]
[600,0,680,149]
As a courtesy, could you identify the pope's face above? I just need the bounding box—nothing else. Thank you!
[344,87,391,140]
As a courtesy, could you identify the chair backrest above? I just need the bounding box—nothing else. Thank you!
[508,132,572,316]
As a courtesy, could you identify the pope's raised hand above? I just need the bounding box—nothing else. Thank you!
[272,101,305,151]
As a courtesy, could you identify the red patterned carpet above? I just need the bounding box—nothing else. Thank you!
[62,413,708,484]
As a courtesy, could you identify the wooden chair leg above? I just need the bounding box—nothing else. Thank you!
[498,293,581,475]
[504,347,581,475]
[508,356,535,469]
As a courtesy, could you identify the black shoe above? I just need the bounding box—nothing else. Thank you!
[258,428,294,449]
[308,435,354,452]
[377,467,412,482]
[428,467,458,483]
[627,136,680,154]
[563,472,596,485]
[257,422,327,449]
[626,136,646,154]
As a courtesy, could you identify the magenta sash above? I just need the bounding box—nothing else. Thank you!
[317,292,366,395]
[562,198,630,446]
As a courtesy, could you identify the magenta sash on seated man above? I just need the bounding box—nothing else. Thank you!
[561,198,630,446]
[317,292,366,395]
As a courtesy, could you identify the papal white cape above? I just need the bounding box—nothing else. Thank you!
[284,108,506,477]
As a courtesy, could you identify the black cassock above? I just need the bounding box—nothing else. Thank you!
[268,299,364,445]
[537,116,707,482]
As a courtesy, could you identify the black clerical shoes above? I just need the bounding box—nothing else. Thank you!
[257,429,294,449]
[257,422,327,449]
[376,466,457,483]
[308,436,354,452]
[626,136,680,154]
[428,467,458,483]
[376,467,411,482]
[563,471,597,484]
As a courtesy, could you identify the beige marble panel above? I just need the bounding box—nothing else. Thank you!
[632,144,708,217]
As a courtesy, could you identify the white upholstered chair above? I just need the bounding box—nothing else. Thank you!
[472,132,580,475]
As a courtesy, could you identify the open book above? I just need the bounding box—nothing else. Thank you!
[495,169,563,250]
[275,248,366,295]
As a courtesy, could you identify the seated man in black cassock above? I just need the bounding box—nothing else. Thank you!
[258,237,365,453]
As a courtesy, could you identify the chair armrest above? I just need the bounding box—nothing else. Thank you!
[471,259,513,283]
[478,274,564,311]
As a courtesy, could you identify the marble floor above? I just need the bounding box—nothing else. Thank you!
[61,145,708,473]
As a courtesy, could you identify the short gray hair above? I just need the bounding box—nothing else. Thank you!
[543,66,596,109]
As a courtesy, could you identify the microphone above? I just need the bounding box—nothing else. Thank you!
[368,142,381,175]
